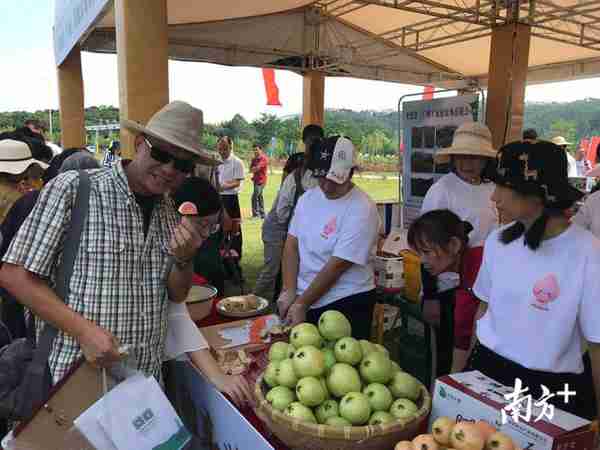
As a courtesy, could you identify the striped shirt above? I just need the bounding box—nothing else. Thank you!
[3,161,178,382]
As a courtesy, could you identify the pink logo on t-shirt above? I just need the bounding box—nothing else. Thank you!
[321,217,337,239]
[531,274,560,311]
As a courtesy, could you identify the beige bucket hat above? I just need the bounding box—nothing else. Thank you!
[0,139,49,175]
[551,136,571,147]
[435,122,497,163]
[122,101,222,166]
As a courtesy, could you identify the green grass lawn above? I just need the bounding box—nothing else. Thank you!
[237,173,399,292]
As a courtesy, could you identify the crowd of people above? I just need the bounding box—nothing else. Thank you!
[0,101,599,441]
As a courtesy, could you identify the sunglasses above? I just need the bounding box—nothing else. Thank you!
[144,137,195,174]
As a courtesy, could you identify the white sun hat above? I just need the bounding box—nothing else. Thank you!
[435,122,497,163]
[551,136,572,147]
[0,139,49,175]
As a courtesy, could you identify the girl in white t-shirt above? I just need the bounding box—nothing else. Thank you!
[466,140,599,420]
[420,123,499,337]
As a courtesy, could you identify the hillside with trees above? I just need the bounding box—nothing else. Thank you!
[1,98,599,167]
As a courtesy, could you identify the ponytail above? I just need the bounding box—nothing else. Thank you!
[500,209,558,250]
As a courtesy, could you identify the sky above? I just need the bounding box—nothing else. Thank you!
[1,1,599,124]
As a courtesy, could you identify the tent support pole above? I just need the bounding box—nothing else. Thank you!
[302,71,325,128]
[57,45,86,149]
[485,23,531,149]
[115,0,169,158]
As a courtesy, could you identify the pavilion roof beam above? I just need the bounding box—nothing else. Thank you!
[347,0,497,49]
[529,2,600,40]
[532,0,600,26]
[323,0,369,17]
[531,31,600,51]
[329,13,464,74]
[351,0,506,23]
[534,23,600,47]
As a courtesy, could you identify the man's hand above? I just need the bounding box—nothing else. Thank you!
[77,322,122,368]
[169,217,205,262]
[285,303,308,326]
[276,290,296,318]
[422,299,441,327]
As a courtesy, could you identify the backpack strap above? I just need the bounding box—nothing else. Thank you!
[32,171,91,367]
[285,169,306,230]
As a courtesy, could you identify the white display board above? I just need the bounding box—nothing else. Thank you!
[179,362,275,450]
[401,94,480,228]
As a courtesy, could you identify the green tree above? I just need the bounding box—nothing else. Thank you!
[360,129,390,160]
[220,114,253,141]
[252,113,282,147]
[278,118,301,153]
[549,119,577,147]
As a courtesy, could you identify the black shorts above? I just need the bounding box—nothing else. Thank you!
[221,194,241,219]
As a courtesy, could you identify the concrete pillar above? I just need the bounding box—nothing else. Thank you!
[485,23,531,149]
[57,45,86,149]
[115,0,169,158]
[302,71,325,128]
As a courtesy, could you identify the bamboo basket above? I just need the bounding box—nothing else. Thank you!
[254,375,431,450]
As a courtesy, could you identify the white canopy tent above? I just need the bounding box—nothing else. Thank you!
[58,0,600,87]
[53,0,600,150]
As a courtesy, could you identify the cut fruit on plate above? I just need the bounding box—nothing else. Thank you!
[178,201,198,215]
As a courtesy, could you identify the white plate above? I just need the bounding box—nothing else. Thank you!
[185,284,218,304]
[216,295,269,318]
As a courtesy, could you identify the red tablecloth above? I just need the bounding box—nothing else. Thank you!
[196,298,289,450]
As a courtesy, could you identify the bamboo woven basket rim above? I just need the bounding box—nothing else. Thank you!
[254,374,432,442]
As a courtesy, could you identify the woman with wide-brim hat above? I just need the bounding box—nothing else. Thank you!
[419,122,499,375]
[422,121,499,246]
[465,140,599,420]
[0,139,49,223]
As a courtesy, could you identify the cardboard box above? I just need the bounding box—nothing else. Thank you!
[374,255,405,290]
[429,371,595,450]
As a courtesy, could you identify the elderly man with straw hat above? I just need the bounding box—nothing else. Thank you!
[418,122,499,369]
[0,101,221,383]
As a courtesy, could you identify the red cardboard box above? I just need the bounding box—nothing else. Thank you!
[429,371,595,450]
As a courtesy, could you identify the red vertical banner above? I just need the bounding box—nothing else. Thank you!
[262,68,282,106]
[422,85,435,100]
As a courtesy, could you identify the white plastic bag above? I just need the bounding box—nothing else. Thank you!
[74,372,191,450]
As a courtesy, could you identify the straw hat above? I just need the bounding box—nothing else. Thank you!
[122,101,222,166]
[0,139,49,175]
[551,136,571,147]
[435,122,497,163]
